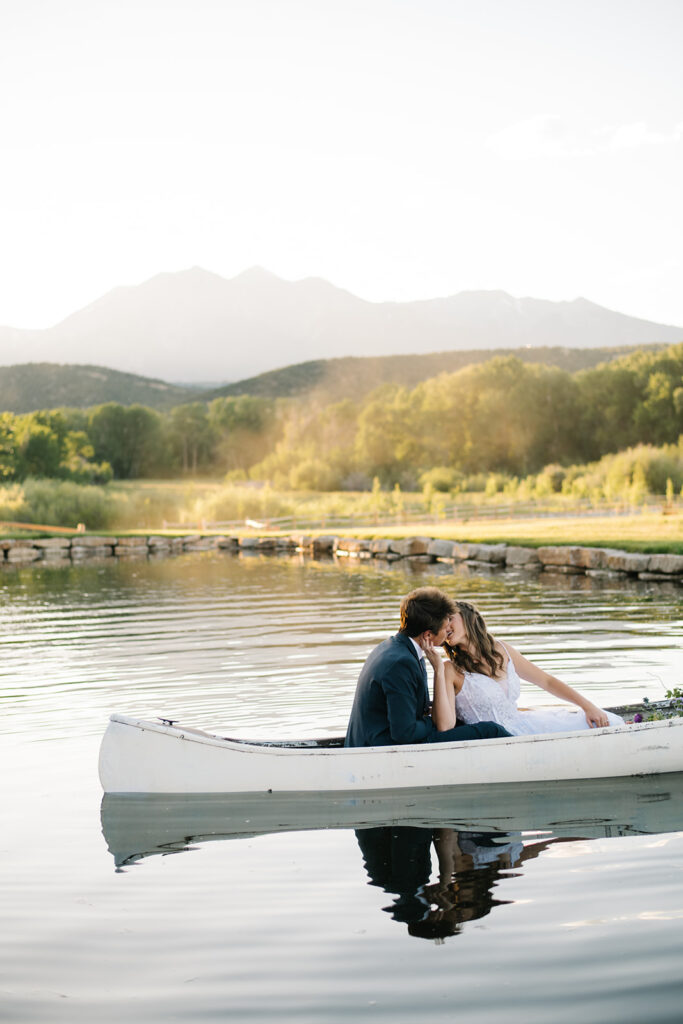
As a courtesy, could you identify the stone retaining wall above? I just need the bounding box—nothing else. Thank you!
[1,533,682,583]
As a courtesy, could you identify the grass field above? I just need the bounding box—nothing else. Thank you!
[1,477,682,554]
[333,512,683,554]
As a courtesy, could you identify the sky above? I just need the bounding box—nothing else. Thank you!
[1,0,682,329]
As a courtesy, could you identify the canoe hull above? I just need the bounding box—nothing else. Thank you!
[99,713,683,794]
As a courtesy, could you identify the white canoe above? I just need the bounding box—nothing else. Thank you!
[99,711,683,795]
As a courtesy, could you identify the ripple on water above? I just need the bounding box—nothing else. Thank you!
[0,551,681,740]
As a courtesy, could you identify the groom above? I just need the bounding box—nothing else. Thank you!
[344,586,509,747]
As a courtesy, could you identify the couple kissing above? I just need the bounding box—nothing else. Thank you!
[344,587,623,748]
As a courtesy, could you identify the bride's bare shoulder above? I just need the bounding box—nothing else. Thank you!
[444,659,465,692]
[494,638,511,663]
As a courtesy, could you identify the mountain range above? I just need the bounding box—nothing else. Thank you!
[1,267,681,384]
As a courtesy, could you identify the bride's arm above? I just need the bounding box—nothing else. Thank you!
[505,643,610,728]
[424,642,461,731]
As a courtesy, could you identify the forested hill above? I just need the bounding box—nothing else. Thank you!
[0,363,200,413]
[0,344,667,413]
[203,344,662,402]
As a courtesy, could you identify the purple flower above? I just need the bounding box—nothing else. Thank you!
[633,713,643,723]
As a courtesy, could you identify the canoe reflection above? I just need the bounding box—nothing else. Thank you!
[101,772,683,870]
[356,826,577,939]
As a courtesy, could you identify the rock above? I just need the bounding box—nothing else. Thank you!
[255,537,277,550]
[452,542,477,560]
[573,547,623,569]
[72,545,114,558]
[638,571,682,581]
[473,543,507,564]
[238,537,259,548]
[335,538,371,554]
[427,539,457,559]
[113,543,147,557]
[116,536,148,548]
[605,551,651,573]
[370,538,393,555]
[71,535,117,547]
[215,535,238,549]
[542,564,585,574]
[505,546,541,566]
[31,537,71,549]
[389,537,433,557]
[179,534,202,546]
[311,535,336,553]
[537,545,583,567]
[646,554,683,575]
[7,546,42,562]
[184,537,220,550]
[276,536,297,549]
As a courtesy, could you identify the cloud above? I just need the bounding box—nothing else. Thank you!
[488,115,683,160]
[487,115,579,160]
[606,121,683,150]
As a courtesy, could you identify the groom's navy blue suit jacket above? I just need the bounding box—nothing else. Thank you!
[344,632,435,747]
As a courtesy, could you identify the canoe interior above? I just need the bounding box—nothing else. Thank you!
[207,699,680,750]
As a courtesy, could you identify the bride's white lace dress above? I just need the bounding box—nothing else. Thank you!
[455,651,624,736]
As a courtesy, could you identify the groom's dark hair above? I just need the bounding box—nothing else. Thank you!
[399,587,456,637]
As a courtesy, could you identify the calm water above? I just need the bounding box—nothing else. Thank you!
[1,551,682,1022]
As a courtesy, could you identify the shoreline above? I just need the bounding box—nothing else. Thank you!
[2,531,682,583]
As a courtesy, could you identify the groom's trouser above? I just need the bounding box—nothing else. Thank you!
[427,721,510,742]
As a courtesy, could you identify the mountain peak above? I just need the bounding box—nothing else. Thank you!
[230,265,283,283]
[0,270,681,384]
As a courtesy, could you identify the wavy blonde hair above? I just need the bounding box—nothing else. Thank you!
[443,600,504,678]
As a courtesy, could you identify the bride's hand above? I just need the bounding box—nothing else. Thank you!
[421,637,443,669]
[584,702,610,728]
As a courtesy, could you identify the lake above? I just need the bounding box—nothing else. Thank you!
[1,550,682,1022]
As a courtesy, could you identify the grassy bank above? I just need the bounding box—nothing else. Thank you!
[0,477,682,554]
[329,512,683,554]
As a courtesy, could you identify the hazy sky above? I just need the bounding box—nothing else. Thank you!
[2,0,682,328]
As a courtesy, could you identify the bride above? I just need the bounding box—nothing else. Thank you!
[425,600,624,736]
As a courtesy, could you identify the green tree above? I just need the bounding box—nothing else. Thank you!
[89,403,167,478]
[0,412,17,479]
[169,403,214,474]
[14,414,64,477]
[208,396,275,473]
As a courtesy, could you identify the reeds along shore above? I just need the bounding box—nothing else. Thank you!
[1,533,683,583]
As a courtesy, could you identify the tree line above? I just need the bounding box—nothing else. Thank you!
[250,343,683,491]
[0,343,681,490]
[0,396,276,483]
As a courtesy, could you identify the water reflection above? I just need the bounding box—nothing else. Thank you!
[101,772,683,868]
[358,823,599,940]
[356,826,568,939]
[100,773,683,954]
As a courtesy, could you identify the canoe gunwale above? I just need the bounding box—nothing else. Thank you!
[106,710,680,757]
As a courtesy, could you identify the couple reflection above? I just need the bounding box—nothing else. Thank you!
[356,826,574,940]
